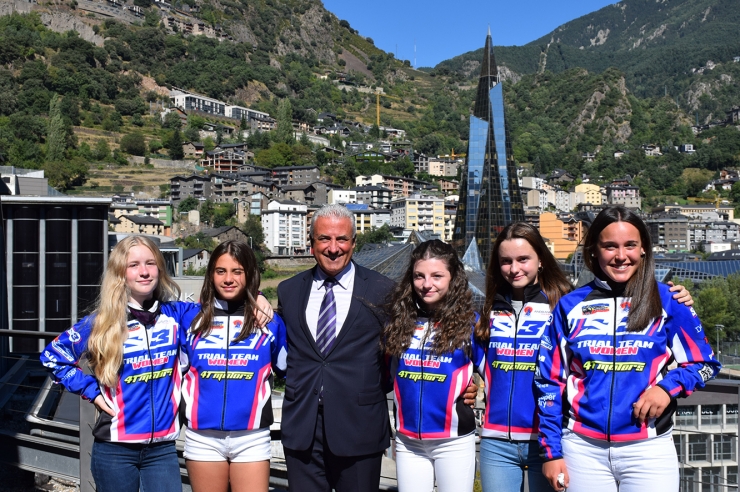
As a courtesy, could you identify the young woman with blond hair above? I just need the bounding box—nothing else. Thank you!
[41,236,272,492]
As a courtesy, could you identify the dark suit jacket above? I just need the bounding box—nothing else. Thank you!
[277,262,394,456]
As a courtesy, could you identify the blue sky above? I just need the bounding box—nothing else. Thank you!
[321,0,619,68]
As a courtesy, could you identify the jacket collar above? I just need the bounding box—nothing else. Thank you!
[493,283,546,308]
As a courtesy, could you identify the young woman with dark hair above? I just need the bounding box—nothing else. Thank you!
[536,206,720,492]
[382,239,485,492]
[475,222,572,492]
[476,221,694,492]
[181,240,287,492]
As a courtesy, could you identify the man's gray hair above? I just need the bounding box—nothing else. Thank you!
[309,204,356,239]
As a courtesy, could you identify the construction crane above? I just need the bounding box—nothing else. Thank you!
[375,90,403,127]
[691,195,725,209]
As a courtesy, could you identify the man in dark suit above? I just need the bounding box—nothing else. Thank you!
[277,205,393,492]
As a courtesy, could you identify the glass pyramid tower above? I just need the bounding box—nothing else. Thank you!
[452,29,524,270]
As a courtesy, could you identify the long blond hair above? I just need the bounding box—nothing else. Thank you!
[87,236,181,387]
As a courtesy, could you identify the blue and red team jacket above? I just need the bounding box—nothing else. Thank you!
[181,299,287,431]
[535,279,721,461]
[481,285,553,441]
[40,301,201,443]
[391,316,485,440]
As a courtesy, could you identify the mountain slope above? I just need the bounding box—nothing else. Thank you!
[437,0,740,112]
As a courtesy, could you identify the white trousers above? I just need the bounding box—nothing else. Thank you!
[562,430,679,492]
[394,433,476,492]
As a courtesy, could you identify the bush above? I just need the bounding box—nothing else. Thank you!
[261,287,277,300]
[119,132,147,156]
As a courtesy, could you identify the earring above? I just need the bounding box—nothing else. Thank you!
[640,252,646,258]
[538,265,543,273]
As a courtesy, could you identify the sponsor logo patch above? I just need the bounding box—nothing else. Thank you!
[582,304,609,315]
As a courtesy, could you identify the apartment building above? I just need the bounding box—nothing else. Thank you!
[261,200,307,255]
[351,185,393,209]
[390,195,445,238]
[574,183,602,205]
[538,212,585,260]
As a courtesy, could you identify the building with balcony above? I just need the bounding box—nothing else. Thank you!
[606,185,642,209]
[351,185,393,209]
[270,166,321,187]
[261,200,308,255]
[538,212,585,260]
[673,380,740,492]
[328,189,357,205]
[645,212,689,252]
[169,174,212,204]
[390,195,445,238]
[345,204,391,234]
[574,183,603,205]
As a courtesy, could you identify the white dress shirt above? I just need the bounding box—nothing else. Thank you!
[306,262,355,341]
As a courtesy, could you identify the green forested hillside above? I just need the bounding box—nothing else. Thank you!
[0,0,739,206]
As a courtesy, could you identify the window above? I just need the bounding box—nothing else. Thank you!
[702,405,722,426]
[701,467,721,492]
[714,434,734,461]
[689,434,708,462]
[680,468,696,492]
[677,407,698,428]
[727,405,738,425]
[728,467,738,488]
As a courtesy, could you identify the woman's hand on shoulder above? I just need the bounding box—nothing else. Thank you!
[93,395,115,417]
[254,294,274,328]
[543,459,568,491]
[667,281,693,307]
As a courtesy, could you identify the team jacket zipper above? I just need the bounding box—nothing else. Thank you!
[606,293,618,441]
[143,320,156,442]
[221,314,231,431]
[506,302,524,441]
[417,322,427,440]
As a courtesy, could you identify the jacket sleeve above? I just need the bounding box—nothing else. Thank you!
[39,317,102,403]
[656,297,721,399]
[535,302,570,461]
[172,301,201,374]
[471,312,487,375]
[270,314,288,377]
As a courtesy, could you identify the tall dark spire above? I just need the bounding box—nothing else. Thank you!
[474,29,498,119]
[453,30,524,269]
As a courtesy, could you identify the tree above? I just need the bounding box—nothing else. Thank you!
[46,94,67,162]
[92,138,110,161]
[274,98,293,145]
[169,129,184,160]
[178,197,199,213]
[175,232,216,252]
[240,213,265,248]
[119,132,147,156]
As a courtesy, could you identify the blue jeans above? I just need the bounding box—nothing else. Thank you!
[479,438,550,492]
[91,440,182,492]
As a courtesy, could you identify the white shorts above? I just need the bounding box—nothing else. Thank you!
[184,427,271,463]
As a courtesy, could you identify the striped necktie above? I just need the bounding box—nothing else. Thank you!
[316,277,337,354]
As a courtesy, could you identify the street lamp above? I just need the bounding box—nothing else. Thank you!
[715,324,724,357]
